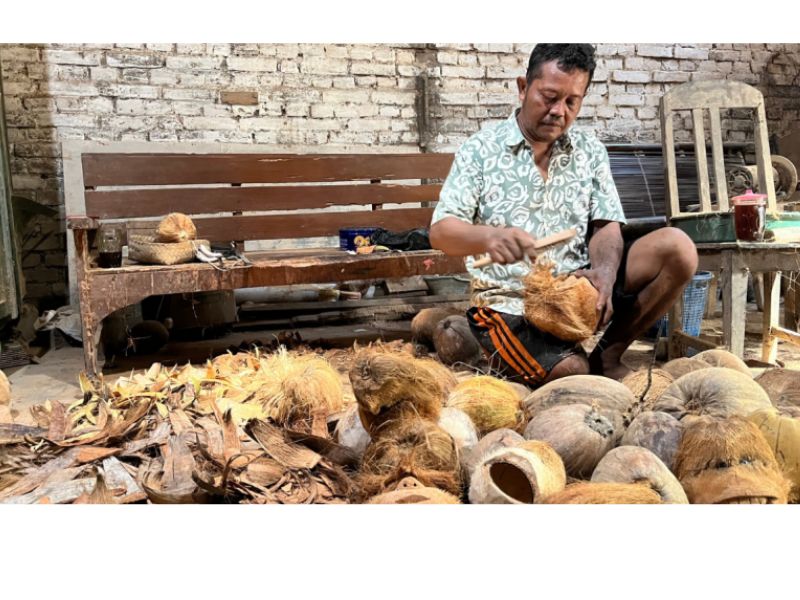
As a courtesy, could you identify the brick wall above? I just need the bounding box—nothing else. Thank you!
[1,42,799,306]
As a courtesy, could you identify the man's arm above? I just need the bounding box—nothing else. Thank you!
[430,217,538,265]
[575,220,623,327]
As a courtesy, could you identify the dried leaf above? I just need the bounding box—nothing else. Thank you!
[47,401,69,442]
[247,420,321,470]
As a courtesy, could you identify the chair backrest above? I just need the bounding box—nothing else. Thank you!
[660,80,776,218]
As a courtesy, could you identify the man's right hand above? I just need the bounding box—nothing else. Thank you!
[483,227,538,265]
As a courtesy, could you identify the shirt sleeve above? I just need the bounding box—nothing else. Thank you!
[431,139,483,226]
[589,141,627,225]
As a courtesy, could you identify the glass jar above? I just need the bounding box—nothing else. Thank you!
[731,189,767,242]
[97,224,124,268]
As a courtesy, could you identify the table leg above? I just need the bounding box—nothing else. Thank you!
[762,271,781,363]
[721,252,747,358]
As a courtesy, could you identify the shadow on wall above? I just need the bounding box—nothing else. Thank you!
[760,51,800,141]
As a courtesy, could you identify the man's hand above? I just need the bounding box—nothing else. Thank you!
[573,266,616,328]
[483,227,538,265]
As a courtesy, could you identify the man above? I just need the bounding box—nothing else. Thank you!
[430,43,698,386]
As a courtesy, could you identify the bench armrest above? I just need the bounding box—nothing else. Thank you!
[67,216,101,230]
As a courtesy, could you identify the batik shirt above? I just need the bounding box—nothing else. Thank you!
[432,110,626,316]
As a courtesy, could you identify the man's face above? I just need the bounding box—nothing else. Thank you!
[516,60,590,144]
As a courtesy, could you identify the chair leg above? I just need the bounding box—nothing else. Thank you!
[721,252,748,359]
[80,306,101,377]
[762,272,781,364]
[753,273,764,311]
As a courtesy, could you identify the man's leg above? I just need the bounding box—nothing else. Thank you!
[589,227,698,380]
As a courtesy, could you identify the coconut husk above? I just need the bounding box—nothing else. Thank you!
[694,349,751,376]
[620,411,684,470]
[522,261,599,342]
[433,315,482,367]
[0,370,10,407]
[155,212,197,243]
[621,368,674,417]
[438,407,479,453]
[446,375,524,436]
[661,357,710,380]
[349,349,446,438]
[367,476,461,504]
[468,445,566,504]
[417,357,459,396]
[673,416,790,504]
[540,481,663,504]
[591,446,688,503]
[747,409,800,503]
[334,404,371,459]
[356,418,461,501]
[411,308,462,348]
[755,368,800,408]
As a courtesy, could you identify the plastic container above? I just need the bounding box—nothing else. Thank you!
[339,227,377,251]
[647,271,714,340]
[731,189,767,242]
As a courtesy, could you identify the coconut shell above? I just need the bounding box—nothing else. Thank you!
[334,404,371,458]
[661,357,710,380]
[540,482,662,504]
[747,409,800,503]
[674,416,790,504]
[755,368,800,408]
[620,411,684,470]
[524,403,619,479]
[460,428,525,482]
[522,262,600,342]
[694,349,751,376]
[621,368,674,417]
[438,407,479,453]
[367,477,461,504]
[468,445,566,504]
[446,375,524,436]
[591,446,688,503]
[411,308,462,348]
[0,370,10,407]
[433,315,482,367]
[653,367,772,422]
[155,212,197,243]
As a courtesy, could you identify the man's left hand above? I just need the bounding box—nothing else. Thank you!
[573,266,616,328]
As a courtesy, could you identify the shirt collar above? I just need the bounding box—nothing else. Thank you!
[504,109,574,155]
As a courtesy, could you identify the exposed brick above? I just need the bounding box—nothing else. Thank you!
[351,62,396,76]
[674,47,709,60]
[636,45,672,58]
[612,70,650,83]
[653,71,691,83]
[609,94,644,107]
[226,57,279,72]
[107,52,165,68]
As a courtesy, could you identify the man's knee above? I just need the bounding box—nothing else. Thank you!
[544,353,590,383]
[645,227,698,281]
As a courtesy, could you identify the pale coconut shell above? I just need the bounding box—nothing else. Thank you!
[367,477,461,504]
[747,409,800,503]
[661,357,710,380]
[540,481,663,504]
[621,368,674,416]
[591,445,688,503]
[438,407,479,454]
[694,349,751,376]
[653,367,772,422]
[460,428,525,483]
[155,212,197,243]
[446,375,524,436]
[755,368,800,408]
[524,403,619,479]
[433,315,482,367]
[411,308,462,348]
[0,370,10,407]
[522,262,600,342]
[620,411,684,470]
[468,445,566,504]
[334,404,371,458]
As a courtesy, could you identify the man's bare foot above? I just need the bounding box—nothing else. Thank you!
[588,347,631,380]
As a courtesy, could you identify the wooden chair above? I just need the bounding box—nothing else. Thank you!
[660,80,800,362]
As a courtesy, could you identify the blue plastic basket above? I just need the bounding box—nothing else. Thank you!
[649,271,714,339]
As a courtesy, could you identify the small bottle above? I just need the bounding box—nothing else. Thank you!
[731,189,767,242]
[97,224,124,268]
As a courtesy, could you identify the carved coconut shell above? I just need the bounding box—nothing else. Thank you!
[433,315,482,367]
[755,368,800,408]
[661,357,710,380]
[468,445,566,504]
[367,477,461,504]
[620,411,684,470]
[334,404,371,458]
[747,409,800,503]
[438,407,479,454]
[653,367,772,422]
[155,212,197,243]
[694,349,751,376]
[540,481,662,504]
[591,445,688,503]
[524,403,620,479]
[460,428,524,483]
[446,375,524,436]
[411,308,462,349]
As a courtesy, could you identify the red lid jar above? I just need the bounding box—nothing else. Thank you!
[731,189,767,242]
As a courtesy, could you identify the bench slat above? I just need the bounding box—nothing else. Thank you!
[85,183,442,219]
[82,153,455,187]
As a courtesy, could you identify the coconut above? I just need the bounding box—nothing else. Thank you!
[620,411,684,470]
[522,374,635,426]
[417,357,459,396]
[446,375,524,436]
[0,370,10,407]
[468,445,566,504]
[674,416,790,504]
[438,407,479,454]
[747,409,800,503]
[367,477,461,504]
[755,368,800,408]
[155,212,197,243]
[522,261,600,342]
[411,308,462,348]
[540,482,663,504]
[460,428,525,482]
[694,349,751,376]
[661,357,710,380]
[591,446,688,503]
[349,349,446,437]
[621,368,674,416]
[524,403,619,479]
[334,404,371,458]
[433,315,482,367]
[211,351,261,377]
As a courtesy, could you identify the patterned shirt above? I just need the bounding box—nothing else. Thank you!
[432,110,626,316]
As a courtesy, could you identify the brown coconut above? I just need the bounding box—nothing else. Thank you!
[747,409,800,503]
[653,367,772,422]
[522,261,600,342]
[460,428,525,482]
[433,315,482,367]
[0,370,10,407]
[446,375,524,436]
[591,445,688,503]
[621,368,674,416]
[524,403,620,479]
[661,357,710,380]
[694,348,751,376]
[540,482,662,504]
[620,411,684,470]
[155,212,197,243]
[411,308,462,349]
[417,357,459,396]
[755,368,800,408]
[349,349,446,438]
[367,477,461,504]
[356,418,461,501]
[334,404,371,458]
[468,445,566,504]
[674,416,790,504]
[438,407,479,453]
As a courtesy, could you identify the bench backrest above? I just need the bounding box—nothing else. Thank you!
[81,153,455,243]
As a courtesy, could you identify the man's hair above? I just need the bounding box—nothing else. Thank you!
[526,44,596,86]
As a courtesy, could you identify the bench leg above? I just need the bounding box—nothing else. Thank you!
[80,305,101,377]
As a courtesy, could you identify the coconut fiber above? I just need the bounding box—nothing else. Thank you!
[540,482,663,504]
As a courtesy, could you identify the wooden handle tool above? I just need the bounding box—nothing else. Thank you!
[471,228,577,269]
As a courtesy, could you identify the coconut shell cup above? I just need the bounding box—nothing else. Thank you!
[468,445,566,504]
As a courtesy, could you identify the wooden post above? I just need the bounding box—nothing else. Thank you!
[762,271,781,363]
[721,251,748,358]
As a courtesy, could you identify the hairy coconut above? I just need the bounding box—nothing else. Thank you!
[155,212,197,243]
[621,368,674,416]
[522,261,600,342]
[438,407,479,453]
[674,416,790,504]
[522,374,635,426]
[211,351,261,377]
[541,482,662,504]
[417,358,459,396]
[0,370,10,407]
[591,446,688,503]
[524,403,619,479]
[349,349,446,437]
[433,315,482,367]
[755,368,800,408]
[335,404,371,458]
[446,375,524,436]
[468,445,566,504]
[356,418,461,501]
[694,348,751,376]
[661,357,710,380]
[653,367,771,422]
[367,476,461,504]
[460,428,525,482]
[411,308,462,348]
[747,409,800,503]
[620,411,684,470]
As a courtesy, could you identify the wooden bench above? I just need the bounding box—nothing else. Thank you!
[67,152,466,375]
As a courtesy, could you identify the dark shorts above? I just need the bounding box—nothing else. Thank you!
[467,242,636,388]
